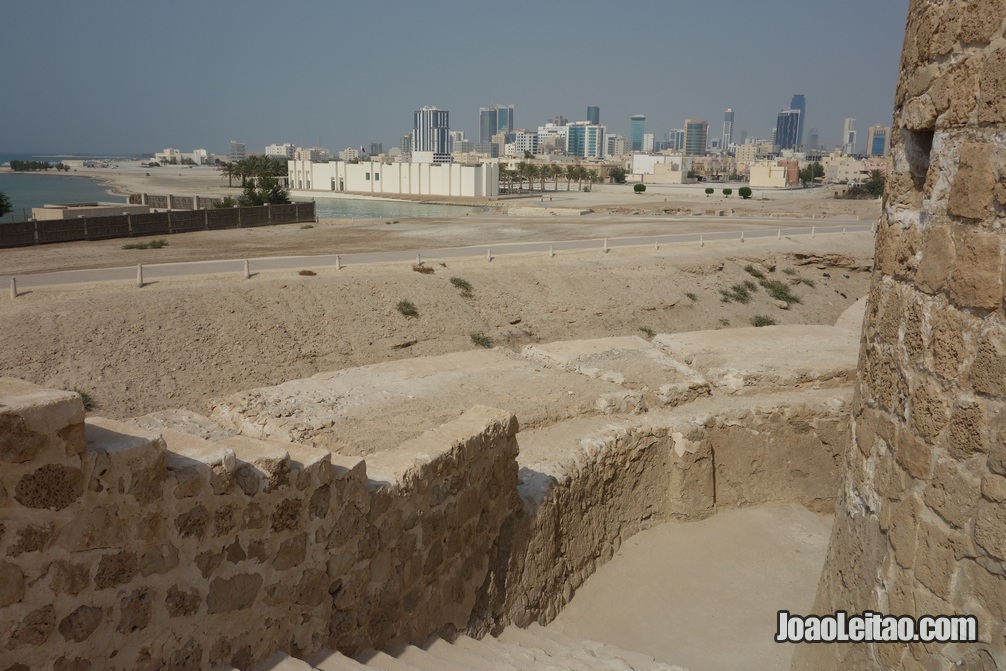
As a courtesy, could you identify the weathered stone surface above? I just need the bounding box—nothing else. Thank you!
[6,605,55,649]
[165,585,201,618]
[50,560,89,596]
[174,505,209,539]
[58,606,102,643]
[0,561,25,606]
[14,464,83,510]
[206,573,262,614]
[949,143,997,221]
[94,551,138,590]
[915,225,955,294]
[947,398,990,458]
[978,47,1006,123]
[910,377,950,443]
[925,459,980,529]
[117,588,153,634]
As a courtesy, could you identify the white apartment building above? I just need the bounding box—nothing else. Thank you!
[265,143,295,159]
[513,130,539,156]
[288,160,498,198]
[338,147,360,162]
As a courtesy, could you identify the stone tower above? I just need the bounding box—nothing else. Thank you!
[795,0,1006,668]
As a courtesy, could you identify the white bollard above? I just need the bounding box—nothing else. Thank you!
[811,226,816,238]
[700,234,704,247]
[243,259,250,279]
[603,238,609,253]
[740,231,745,243]
[9,278,16,300]
[336,255,342,270]
[777,229,782,240]
[843,227,847,235]
[487,248,492,261]
[416,253,422,266]
[871,222,877,233]
[136,264,143,288]
[549,245,554,258]
[655,240,659,250]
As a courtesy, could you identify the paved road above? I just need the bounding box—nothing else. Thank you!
[2,222,873,290]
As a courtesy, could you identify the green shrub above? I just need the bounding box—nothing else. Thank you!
[705,187,714,196]
[738,186,752,199]
[743,264,765,279]
[720,283,753,304]
[470,332,492,348]
[634,183,646,193]
[396,300,418,317]
[723,188,733,197]
[751,315,776,327]
[639,326,656,338]
[74,388,96,411]
[760,279,801,304]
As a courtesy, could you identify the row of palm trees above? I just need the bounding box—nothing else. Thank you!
[217,156,288,188]
[499,163,600,194]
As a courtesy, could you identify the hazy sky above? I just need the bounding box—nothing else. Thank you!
[3,0,909,155]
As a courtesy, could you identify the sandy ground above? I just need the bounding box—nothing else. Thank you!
[550,503,832,671]
[1,233,874,420]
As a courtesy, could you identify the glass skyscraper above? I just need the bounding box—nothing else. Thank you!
[630,115,646,152]
[721,108,734,151]
[790,94,806,149]
[587,106,600,125]
[684,119,708,156]
[413,107,450,157]
[775,109,802,151]
[479,105,514,144]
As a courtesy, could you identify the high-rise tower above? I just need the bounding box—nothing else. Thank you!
[587,106,600,125]
[414,106,451,161]
[683,119,708,156]
[721,109,734,151]
[790,95,806,149]
[630,115,646,152]
[775,109,802,151]
[842,118,857,154]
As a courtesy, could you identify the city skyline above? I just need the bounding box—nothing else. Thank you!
[1,1,909,155]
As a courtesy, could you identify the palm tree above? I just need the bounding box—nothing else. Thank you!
[218,161,238,188]
[538,164,548,192]
[574,166,587,191]
[565,165,576,191]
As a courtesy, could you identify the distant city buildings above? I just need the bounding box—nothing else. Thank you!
[808,128,820,152]
[775,108,802,151]
[790,95,806,148]
[479,104,514,144]
[550,115,568,127]
[154,148,209,165]
[722,109,734,153]
[566,121,605,159]
[607,134,627,158]
[665,129,685,152]
[289,159,498,198]
[842,118,858,154]
[513,130,539,156]
[643,133,654,153]
[683,119,708,156]
[630,115,646,152]
[229,141,246,163]
[587,106,600,125]
[369,143,383,156]
[265,143,295,159]
[866,125,891,157]
[413,106,451,163]
[338,147,360,162]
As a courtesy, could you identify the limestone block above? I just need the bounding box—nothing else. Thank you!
[13,464,83,510]
[216,435,291,494]
[978,47,1006,123]
[947,398,990,458]
[961,0,1006,43]
[910,377,951,444]
[206,573,263,614]
[914,517,973,599]
[903,96,938,131]
[889,496,922,569]
[975,499,1006,560]
[6,604,55,649]
[971,329,1006,397]
[930,55,981,127]
[594,391,646,415]
[982,474,1006,503]
[949,228,997,309]
[0,561,25,606]
[54,505,130,552]
[163,429,237,498]
[925,459,981,529]
[949,142,998,221]
[915,224,956,294]
[57,605,102,643]
[94,551,138,590]
[0,378,85,463]
[930,305,967,381]
[84,418,166,505]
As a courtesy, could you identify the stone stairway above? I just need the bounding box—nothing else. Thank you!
[245,623,689,671]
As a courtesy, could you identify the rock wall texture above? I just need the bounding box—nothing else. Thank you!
[0,330,853,671]
[0,378,518,670]
[794,2,1006,668]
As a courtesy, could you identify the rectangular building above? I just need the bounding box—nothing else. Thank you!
[288,160,498,198]
[566,122,605,159]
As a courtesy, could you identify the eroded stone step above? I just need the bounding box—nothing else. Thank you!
[304,648,373,671]
[354,648,422,671]
[249,650,315,670]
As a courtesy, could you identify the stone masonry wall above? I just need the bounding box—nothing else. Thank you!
[794,2,1006,668]
[0,378,518,670]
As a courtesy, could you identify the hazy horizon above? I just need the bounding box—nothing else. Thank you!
[2,1,909,156]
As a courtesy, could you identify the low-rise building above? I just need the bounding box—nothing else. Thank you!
[749,160,800,188]
[288,160,498,198]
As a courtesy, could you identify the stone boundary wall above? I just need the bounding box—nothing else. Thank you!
[127,194,228,210]
[0,203,315,248]
[0,377,851,670]
[795,2,1006,669]
[0,379,517,670]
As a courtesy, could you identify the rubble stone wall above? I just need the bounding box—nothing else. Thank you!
[0,379,518,671]
[795,1,1006,668]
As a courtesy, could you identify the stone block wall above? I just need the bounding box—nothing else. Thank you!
[0,378,518,670]
[795,2,1006,669]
